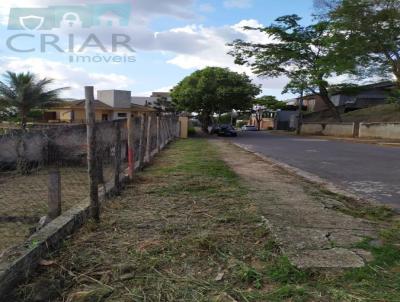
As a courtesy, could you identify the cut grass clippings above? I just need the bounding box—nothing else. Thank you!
[8,139,400,302]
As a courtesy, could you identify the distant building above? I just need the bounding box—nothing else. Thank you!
[131,92,172,110]
[45,90,155,123]
[288,81,395,113]
[330,81,395,112]
[131,96,158,107]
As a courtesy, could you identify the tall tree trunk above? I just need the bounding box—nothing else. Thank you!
[319,85,342,122]
[21,115,27,130]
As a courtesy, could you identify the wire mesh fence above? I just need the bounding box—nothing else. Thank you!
[0,112,179,254]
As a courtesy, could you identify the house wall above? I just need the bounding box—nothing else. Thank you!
[249,117,274,130]
[303,95,329,113]
[359,123,400,140]
[57,110,72,122]
[98,90,131,108]
[74,109,86,122]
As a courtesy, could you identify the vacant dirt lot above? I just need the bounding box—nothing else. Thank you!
[6,139,400,302]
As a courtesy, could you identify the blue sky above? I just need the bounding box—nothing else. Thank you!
[0,0,315,100]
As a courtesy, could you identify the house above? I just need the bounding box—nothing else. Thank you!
[151,92,172,100]
[249,111,276,130]
[45,90,155,123]
[330,81,395,112]
[131,96,157,107]
[288,81,395,114]
[131,92,172,107]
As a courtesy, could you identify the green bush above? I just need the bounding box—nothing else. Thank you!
[188,127,196,136]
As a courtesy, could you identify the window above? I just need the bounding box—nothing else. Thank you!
[117,113,127,118]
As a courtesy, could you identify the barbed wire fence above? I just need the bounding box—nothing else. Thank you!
[0,98,180,255]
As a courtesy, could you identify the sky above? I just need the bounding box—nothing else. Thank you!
[0,0,315,100]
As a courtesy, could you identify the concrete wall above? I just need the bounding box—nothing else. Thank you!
[359,123,400,140]
[301,123,355,137]
[323,123,355,137]
[0,123,124,168]
[301,123,324,135]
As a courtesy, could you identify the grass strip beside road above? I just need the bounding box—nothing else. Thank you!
[9,139,400,302]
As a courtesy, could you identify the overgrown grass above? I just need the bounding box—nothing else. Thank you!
[9,139,400,302]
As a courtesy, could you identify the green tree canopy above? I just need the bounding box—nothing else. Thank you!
[0,71,68,129]
[229,14,354,120]
[329,0,400,87]
[171,67,261,129]
[254,95,287,110]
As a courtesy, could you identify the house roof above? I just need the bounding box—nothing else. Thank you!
[330,81,395,96]
[151,92,170,98]
[52,99,156,112]
[55,99,113,109]
[291,81,396,100]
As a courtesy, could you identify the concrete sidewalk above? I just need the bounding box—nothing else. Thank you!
[212,140,382,268]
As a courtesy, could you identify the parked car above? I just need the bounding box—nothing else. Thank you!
[209,124,221,134]
[217,124,237,137]
[241,125,258,131]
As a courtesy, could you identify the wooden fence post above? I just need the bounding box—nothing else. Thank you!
[137,113,145,169]
[114,121,122,194]
[85,86,100,222]
[48,169,61,220]
[145,114,152,162]
[140,113,148,168]
[156,115,160,152]
[127,113,134,180]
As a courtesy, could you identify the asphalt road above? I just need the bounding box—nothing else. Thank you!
[228,131,400,209]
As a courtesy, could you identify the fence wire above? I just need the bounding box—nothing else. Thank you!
[0,113,179,253]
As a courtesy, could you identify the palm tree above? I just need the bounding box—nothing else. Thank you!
[0,71,68,129]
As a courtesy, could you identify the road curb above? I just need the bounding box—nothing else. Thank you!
[230,141,396,211]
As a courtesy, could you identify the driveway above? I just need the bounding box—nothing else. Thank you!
[228,131,400,209]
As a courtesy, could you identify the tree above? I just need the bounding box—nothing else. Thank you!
[330,0,400,88]
[254,95,287,110]
[0,71,67,129]
[229,15,352,121]
[153,96,176,114]
[171,67,261,130]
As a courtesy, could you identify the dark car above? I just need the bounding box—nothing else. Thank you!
[217,124,237,137]
[209,124,221,134]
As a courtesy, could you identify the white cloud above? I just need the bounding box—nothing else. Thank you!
[198,3,215,13]
[162,20,288,94]
[0,57,135,98]
[223,0,252,9]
